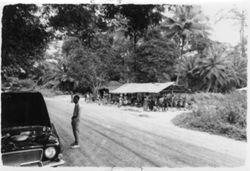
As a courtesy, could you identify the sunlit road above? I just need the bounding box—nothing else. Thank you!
[45,96,246,167]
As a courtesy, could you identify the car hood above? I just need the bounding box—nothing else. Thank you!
[1,92,51,128]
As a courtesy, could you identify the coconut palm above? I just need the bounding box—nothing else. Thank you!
[197,45,236,92]
[162,6,210,45]
[161,5,211,84]
[177,53,201,90]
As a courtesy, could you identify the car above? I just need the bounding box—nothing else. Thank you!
[1,92,65,167]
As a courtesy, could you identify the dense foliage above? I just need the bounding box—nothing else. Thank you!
[101,4,164,48]
[1,4,247,94]
[134,37,179,82]
[2,4,51,79]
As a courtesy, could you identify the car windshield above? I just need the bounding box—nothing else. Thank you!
[1,92,51,129]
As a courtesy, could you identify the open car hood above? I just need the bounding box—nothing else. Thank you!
[1,92,51,129]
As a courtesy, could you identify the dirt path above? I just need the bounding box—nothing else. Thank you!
[45,96,246,167]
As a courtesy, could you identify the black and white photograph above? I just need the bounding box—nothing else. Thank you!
[0,0,249,169]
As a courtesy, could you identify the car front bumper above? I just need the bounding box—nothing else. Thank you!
[43,159,65,167]
[19,159,65,167]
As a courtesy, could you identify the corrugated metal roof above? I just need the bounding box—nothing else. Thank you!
[110,82,176,94]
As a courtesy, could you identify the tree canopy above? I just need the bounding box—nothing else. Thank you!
[101,4,164,48]
[133,33,179,82]
[1,4,247,94]
[2,4,51,79]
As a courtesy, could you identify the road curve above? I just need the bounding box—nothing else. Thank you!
[45,96,246,167]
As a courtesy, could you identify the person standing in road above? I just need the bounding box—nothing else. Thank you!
[71,95,81,148]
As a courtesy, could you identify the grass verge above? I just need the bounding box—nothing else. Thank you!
[172,91,247,141]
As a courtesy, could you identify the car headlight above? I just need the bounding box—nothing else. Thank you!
[45,147,56,159]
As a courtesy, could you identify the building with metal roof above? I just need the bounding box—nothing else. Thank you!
[110,82,190,94]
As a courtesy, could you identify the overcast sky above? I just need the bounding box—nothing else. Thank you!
[201,2,246,46]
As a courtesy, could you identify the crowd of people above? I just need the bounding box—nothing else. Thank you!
[83,91,188,112]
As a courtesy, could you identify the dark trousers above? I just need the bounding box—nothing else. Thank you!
[71,119,79,144]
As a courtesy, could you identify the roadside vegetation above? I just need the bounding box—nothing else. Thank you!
[2,4,247,95]
[172,91,247,141]
[1,4,247,141]
[2,77,64,97]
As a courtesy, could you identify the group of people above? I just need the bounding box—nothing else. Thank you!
[83,91,188,111]
[115,93,187,111]
[143,94,187,112]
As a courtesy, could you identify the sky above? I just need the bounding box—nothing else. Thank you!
[200,2,247,46]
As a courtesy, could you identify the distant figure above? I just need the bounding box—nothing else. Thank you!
[96,93,101,105]
[163,95,168,111]
[124,95,128,105]
[108,93,112,104]
[148,97,154,111]
[182,96,187,108]
[118,94,123,107]
[104,92,108,105]
[86,93,89,102]
[159,95,168,111]
[143,95,149,111]
[71,95,81,148]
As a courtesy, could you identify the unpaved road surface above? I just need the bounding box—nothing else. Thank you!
[45,96,246,167]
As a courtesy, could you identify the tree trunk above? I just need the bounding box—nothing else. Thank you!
[176,72,180,85]
[92,86,99,99]
[176,37,185,85]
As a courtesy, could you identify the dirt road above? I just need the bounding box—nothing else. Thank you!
[45,96,246,167]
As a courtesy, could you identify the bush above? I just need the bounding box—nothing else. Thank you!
[35,87,64,97]
[2,77,64,97]
[2,77,36,91]
[221,92,246,128]
[186,92,225,107]
[172,92,247,141]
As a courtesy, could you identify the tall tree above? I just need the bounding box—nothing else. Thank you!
[133,28,179,82]
[48,4,104,47]
[2,4,51,79]
[102,4,164,49]
[61,34,123,94]
[101,4,165,83]
[161,5,210,84]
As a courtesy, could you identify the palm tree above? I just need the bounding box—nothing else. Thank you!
[161,5,210,84]
[197,45,235,92]
[177,53,201,90]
